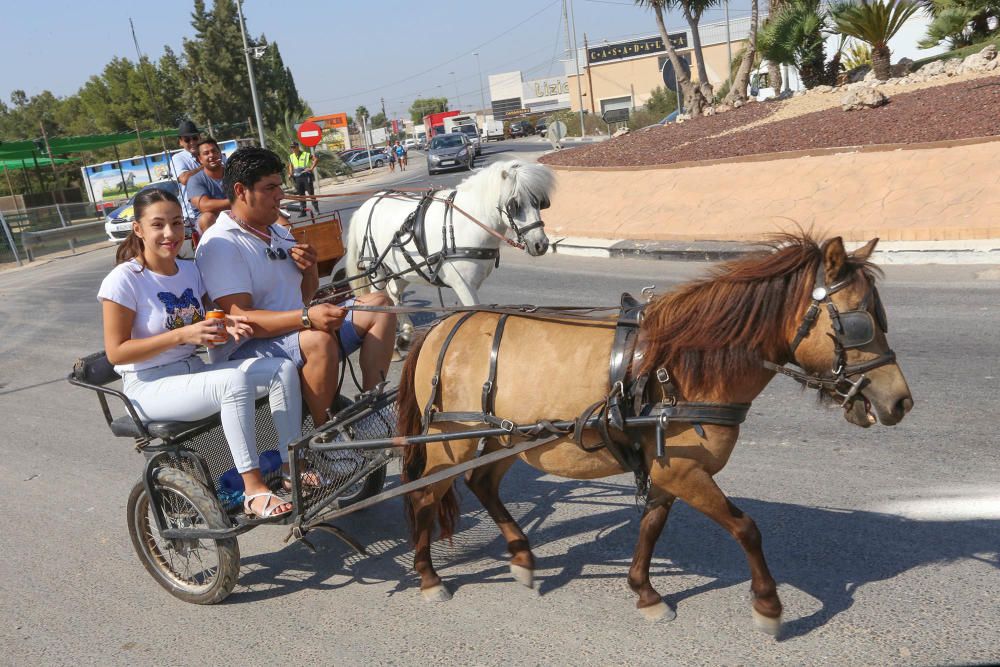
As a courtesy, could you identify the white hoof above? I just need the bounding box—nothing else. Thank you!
[509,563,534,589]
[421,584,452,602]
[638,600,676,622]
[751,607,782,636]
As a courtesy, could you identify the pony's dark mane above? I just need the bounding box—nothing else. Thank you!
[639,233,876,395]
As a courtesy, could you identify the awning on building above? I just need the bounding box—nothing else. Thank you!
[0,129,175,161]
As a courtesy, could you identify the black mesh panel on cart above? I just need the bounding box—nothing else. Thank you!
[296,391,398,518]
[168,398,297,494]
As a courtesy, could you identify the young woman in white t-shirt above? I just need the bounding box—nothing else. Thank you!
[98,188,302,520]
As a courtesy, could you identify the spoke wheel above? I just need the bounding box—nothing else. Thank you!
[127,468,240,605]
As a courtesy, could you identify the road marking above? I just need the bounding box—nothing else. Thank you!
[874,488,1000,520]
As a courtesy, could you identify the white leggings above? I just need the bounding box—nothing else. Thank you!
[121,355,302,473]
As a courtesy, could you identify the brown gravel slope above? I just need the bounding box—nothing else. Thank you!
[540,76,1000,168]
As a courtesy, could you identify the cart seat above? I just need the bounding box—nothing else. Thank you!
[110,414,220,440]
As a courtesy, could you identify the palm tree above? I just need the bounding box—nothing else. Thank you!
[634,0,712,116]
[757,0,829,88]
[354,105,369,126]
[834,0,920,80]
[267,110,350,181]
[725,0,759,104]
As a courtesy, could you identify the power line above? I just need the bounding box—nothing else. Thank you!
[311,0,561,105]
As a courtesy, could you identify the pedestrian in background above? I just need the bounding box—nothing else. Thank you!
[395,141,407,171]
[288,142,319,218]
[387,143,396,172]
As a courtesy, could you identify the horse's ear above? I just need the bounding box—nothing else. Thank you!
[822,236,848,284]
[851,237,879,261]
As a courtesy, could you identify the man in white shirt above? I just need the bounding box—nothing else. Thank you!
[196,147,396,425]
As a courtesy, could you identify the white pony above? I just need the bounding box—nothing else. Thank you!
[342,160,554,314]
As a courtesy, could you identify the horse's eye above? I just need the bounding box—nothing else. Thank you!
[506,200,520,217]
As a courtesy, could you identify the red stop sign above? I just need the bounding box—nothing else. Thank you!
[297,120,323,147]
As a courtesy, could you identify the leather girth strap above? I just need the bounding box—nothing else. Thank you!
[421,311,478,432]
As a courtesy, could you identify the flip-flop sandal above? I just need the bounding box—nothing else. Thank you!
[282,470,323,492]
[244,492,292,519]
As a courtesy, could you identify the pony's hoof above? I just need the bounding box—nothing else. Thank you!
[421,584,452,602]
[751,608,782,636]
[509,563,534,589]
[638,600,676,622]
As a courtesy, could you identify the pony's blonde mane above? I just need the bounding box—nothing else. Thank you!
[457,160,555,210]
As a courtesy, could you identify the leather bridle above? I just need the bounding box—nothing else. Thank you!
[498,194,548,246]
[764,264,897,410]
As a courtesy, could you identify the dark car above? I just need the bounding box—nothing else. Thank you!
[509,121,533,138]
[534,119,549,136]
[426,133,473,175]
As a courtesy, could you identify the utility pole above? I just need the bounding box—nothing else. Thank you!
[237,0,267,148]
[568,0,586,138]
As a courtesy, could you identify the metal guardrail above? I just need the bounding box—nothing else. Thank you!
[1,201,112,266]
[21,220,107,262]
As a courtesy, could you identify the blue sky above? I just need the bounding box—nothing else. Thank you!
[1,0,754,122]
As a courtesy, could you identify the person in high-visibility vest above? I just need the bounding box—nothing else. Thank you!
[288,142,319,217]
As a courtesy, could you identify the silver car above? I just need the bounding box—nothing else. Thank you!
[343,149,387,171]
[426,133,473,175]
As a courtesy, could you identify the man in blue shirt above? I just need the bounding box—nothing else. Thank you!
[186,138,228,233]
[170,120,203,231]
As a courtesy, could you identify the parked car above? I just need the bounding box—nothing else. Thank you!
[426,133,473,175]
[509,121,533,138]
[534,119,549,136]
[104,180,195,257]
[342,149,387,171]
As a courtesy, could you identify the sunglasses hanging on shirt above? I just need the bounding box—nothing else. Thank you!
[265,247,288,260]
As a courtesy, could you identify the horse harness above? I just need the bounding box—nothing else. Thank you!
[360,189,512,289]
[416,293,752,476]
[763,264,895,411]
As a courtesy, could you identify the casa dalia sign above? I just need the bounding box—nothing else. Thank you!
[587,33,688,65]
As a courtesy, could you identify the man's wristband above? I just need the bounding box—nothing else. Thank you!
[300,306,313,329]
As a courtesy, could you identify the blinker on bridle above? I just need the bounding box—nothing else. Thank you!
[764,263,896,410]
[499,195,549,246]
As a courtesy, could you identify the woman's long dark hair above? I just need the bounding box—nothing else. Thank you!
[114,188,183,266]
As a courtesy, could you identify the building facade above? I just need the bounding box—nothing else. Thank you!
[567,17,754,114]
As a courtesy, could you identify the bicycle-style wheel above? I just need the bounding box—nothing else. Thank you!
[127,467,240,605]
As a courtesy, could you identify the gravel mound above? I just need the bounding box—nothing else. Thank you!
[540,75,1000,168]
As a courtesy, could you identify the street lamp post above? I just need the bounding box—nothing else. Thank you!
[237,0,267,148]
[473,52,487,113]
[568,0,587,138]
[450,71,460,110]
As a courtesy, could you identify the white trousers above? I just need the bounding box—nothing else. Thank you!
[121,355,302,473]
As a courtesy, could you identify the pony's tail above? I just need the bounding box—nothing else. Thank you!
[398,329,460,544]
[345,209,372,296]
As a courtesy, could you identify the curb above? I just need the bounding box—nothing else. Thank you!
[550,237,1000,265]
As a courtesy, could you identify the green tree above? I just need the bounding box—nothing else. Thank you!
[919,0,1000,48]
[757,0,830,88]
[834,0,920,79]
[408,97,449,123]
[355,106,369,125]
[370,111,387,129]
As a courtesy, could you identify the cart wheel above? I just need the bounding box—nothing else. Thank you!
[127,468,240,605]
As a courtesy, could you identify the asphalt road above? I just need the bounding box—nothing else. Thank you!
[1,205,998,664]
[301,137,554,222]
